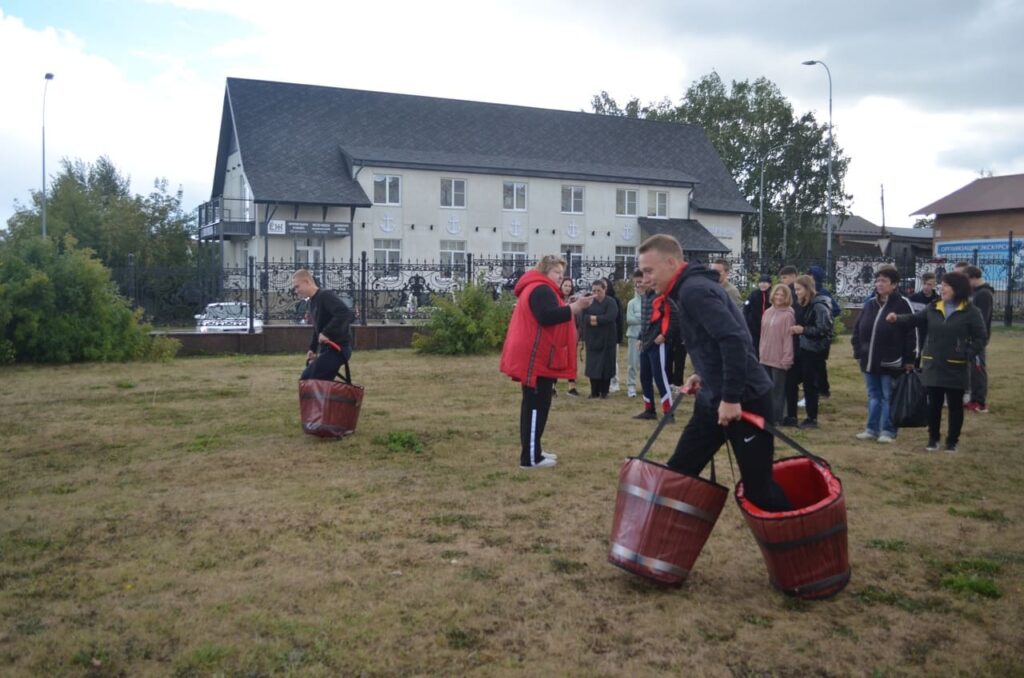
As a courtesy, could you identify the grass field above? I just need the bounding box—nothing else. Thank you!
[1,330,1022,676]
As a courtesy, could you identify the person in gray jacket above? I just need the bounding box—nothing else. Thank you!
[790,275,833,429]
[887,272,986,453]
[624,270,645,398]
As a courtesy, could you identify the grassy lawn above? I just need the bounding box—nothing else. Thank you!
[1,330,1022,676]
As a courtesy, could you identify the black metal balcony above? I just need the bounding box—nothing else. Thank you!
[195,196,256,239]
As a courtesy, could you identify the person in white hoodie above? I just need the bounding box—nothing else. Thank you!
[624,270,645,398]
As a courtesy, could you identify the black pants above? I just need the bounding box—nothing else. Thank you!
[927,386,965,446]
[666,342,687,387]
[667,392,792,512]
[818,344,832,396]
[590,378,611,397]
[800,349,825,421]
[520,377,555,466]
[784,356,802,419]
[300,344,352,380]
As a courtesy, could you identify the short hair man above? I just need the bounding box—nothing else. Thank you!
[953,261,970,273]
[638,234,791,511]
[625,270,646,399]
[778,266,798,287]
[963,265,993,413]
[293,269,354,380]
[711,258,743,307]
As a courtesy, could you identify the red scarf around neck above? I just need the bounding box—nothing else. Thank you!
[650,263,688,337]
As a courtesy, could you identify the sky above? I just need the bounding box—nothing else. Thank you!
[2,0,1022,232]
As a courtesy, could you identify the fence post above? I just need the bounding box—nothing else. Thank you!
[1006,231,1015,327]
[360,250,368,327]
[126,252,136,307]
[972,248,979,266]
[466,253,473,284]
[248,256,256,334]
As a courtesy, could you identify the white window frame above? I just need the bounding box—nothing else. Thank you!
[501,241,528,278]
[561,185,584,214]
[616,188,638,216]
[440,177,466,209]
[615,246,637,281]
[440,239,467,279]
[374,238,402,278]
[373,174,402,206]
[562,244,583,281]
[503,181,527,211]
[647,190,668,218]
[294,237,324,266]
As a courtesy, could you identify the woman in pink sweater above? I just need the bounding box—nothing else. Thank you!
[759,283,795,425]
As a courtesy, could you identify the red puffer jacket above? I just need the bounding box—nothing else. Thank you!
[500,271,578,387]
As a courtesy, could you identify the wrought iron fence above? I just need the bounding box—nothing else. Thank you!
[114,245,1023,328]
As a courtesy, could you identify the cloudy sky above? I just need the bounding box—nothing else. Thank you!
[2,0,1022,232]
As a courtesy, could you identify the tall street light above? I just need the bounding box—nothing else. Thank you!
[758,142,787,273]
[42,72,54,238]
[802,59,832,282]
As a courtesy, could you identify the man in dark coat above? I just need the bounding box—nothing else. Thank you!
[964,266,994,413]
[582,279,619,398]
[909,272,939,366]
[807,265,840,398]
[293,269,354,380]
[638,234,791,512]
[743,274,773,352]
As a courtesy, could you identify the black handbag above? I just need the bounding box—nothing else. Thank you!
[891,369,928,428]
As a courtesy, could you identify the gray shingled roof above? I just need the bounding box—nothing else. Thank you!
[214,78,752,213]
[913,173,1024,215]
[638,218,730,254]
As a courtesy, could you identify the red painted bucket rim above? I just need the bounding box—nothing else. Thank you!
[626,456,729,492]
[735,456,842,519]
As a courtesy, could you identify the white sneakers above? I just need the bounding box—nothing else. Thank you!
[877,434,895,444]
[854,431,877,441]
[521,457,557,470]
[542,450,558,460]
[627,388,637,398]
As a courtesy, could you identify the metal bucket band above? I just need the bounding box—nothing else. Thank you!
[756,522,847,552]
[301,392,360,407]
[609,543,688,578]
[618,482,718,523]
[772,568,852,598]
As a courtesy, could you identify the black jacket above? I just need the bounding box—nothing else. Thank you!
[972,283,995,344]
[796,294,834,353]
[852,293,917,374]
[895,300,987,390]
[669,263,772,406]
[308,289,354,353]
[743,287,771,345]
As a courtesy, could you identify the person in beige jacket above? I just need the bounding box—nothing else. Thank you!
[759,284,796,425]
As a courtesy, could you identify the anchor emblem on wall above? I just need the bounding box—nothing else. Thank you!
[623,223,635,241]
[567,221,580,240]
[508,219,522,238]
[379,214,396,233]
[446,215,461,235]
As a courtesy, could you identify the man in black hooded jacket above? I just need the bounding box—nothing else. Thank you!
[638,235,791,512]
[964,266,994,412]
[293,269,354,380]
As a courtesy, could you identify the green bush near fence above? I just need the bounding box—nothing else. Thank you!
[412,282,514,355]
[0,235,179,364]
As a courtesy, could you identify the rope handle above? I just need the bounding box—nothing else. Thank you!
[739,411,830,468]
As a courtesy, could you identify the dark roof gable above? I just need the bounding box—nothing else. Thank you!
[638,218,730,254]
[219,77,752,213]
[913,173,1024,216]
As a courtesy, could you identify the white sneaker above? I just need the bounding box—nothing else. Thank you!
[855,431,877,441]
[521,457,557,469]
[877,434,895,444]
[627,389,637,398]
[798,399,806,408]
[542,450,558,460]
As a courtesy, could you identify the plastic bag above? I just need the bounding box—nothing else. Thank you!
[891,369,928,428]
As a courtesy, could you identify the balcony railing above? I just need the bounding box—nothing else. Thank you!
[196,196,255,228]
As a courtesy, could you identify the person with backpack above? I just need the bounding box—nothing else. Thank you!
[964,266,994,413]
[807,265,841,399]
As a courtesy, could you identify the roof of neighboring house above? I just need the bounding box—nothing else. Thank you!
[829,215,933,241]
[913,173,1024,215]
[213,77,753,213]
[638,217,730,254]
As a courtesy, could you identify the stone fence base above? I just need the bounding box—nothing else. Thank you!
[158,324,421,356]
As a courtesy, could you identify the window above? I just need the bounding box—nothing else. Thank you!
[647,190,668,218]
[561,185,584,214]
[502,241,527,278]
[616,189,638,216]
[294,238,323,266]
[440,239,467,279]
[503,181,527,210]
[440,178,466,208]
[373,174,401,205]
[374,238,402,278]
[615,246,637,281]
[563,244,583,281]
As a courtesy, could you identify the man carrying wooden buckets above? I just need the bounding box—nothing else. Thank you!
[637,235,791,512]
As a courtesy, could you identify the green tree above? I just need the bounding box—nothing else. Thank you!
[592,72,851,260]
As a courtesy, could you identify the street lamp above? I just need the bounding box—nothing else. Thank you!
[42,72,54,238]
[802,59,832,282]
[758,142,786,272]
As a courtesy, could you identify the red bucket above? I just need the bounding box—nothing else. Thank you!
[608,457,728,586]
[736,454,850,599]
[299,378,363,437]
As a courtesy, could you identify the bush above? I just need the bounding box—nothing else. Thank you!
[412,282,514,355]
[0,235,172,363]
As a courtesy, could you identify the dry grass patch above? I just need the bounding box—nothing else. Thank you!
[1,331,1023,675]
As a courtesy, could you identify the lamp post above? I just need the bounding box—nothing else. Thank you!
[802,59,832,283]
[758,142,786,272]
[42,72,54,238]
